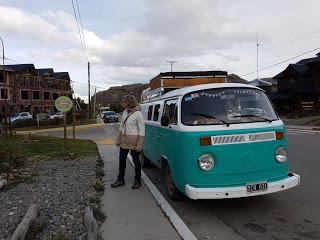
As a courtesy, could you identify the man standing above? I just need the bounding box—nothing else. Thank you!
[111,95,145,189]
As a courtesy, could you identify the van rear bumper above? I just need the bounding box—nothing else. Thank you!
[185,172,300,200]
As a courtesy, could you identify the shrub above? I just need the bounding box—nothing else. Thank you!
[0,139,25,173]
[92,205,106,223]
[94,178,105,192]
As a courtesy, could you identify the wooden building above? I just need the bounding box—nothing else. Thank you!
[0,64,73,116]
[273,53,320,113]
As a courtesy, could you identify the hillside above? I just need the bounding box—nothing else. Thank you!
[227,74,248,84]
[93,83,149,111]
[94,74,247,112]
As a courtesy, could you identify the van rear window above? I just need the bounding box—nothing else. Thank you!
[153,104,160,121]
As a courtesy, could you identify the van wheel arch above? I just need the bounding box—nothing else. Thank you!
[161,156,168,172]
[161,156,184,200]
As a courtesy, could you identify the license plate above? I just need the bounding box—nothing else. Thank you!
[246,182,268,193]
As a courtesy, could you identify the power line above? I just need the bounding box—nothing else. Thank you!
[71,0,88,63]
[75,0,88,57]
[217,29,320,70]
[240,46,320,78]
[5,57,21,64]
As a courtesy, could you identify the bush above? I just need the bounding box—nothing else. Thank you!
[0,139,25,172]
[94,178,105,192]
[92,205,106,223]
[13,118,37,128]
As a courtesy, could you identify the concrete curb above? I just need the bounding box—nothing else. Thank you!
[127,155,198,240]
[84,206,98,240]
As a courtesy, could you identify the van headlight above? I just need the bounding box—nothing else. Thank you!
[275,147,288,163]
[198,154,215,171]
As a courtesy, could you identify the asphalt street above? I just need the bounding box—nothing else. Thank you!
[45,124,320,240]
[143,127,320,240]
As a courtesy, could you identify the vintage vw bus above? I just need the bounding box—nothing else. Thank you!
[140,83,300,200]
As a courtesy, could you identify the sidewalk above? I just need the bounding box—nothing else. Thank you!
[98,142,181,240]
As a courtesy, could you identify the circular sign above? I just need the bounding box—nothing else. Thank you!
[55,96,73,112]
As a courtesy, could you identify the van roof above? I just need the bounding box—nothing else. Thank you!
[156,83,261,99]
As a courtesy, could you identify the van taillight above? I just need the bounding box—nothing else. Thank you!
[276,131,284,140]
[200,137,212,146]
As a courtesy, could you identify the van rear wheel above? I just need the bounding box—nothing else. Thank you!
[164,165,183,201]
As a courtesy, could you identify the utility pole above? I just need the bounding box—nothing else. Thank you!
[87,61,91,121]
[166,60,178,72]
[93,87,97,118]
[0,36,8,141]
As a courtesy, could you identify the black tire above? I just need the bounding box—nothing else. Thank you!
[164,165,183,201]
[140,152,152,168]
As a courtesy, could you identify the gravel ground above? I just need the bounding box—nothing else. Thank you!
[0,158,96,240]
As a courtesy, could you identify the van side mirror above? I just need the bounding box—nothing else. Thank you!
[161,115,169,127]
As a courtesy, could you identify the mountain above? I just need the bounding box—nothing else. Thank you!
[93,83,149,112]
[227,74,248,84]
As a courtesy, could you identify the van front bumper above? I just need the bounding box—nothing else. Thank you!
[185,172,300,200]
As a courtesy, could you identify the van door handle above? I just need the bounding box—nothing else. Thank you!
[157,135,162,139]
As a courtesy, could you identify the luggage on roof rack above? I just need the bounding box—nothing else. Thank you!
[141,71,227,102]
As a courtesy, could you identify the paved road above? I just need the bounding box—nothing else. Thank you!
[45,124,320,240]
[143,128,320,240]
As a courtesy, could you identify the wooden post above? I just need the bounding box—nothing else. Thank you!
[64,112,67,149]
[10,205,39,240]
[73,105,76,140]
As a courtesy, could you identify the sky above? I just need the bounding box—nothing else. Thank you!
[0,0,319,102]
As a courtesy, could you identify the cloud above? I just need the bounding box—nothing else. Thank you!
[1,0,320,98]
[0,2,257,69]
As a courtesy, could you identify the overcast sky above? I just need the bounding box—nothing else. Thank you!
[0,0,319,101]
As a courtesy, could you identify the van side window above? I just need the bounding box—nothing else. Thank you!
[153,104,160,121]
[147,105,153,120]
[163,99,178,125]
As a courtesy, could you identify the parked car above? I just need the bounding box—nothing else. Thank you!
[50,112,64,120]
[9,112,33,124]
[102,111,118,123]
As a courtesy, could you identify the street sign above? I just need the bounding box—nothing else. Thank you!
[55,96,73,113]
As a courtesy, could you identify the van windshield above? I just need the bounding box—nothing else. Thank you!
[181,88,278,126]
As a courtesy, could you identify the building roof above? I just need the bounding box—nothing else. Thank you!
[54,72,70,80]
[5,64,35,72]
[0,66,14,72]
[248,79,272,87]
[274,64,310,78]
[158,71,228,78]
[36,68,54,76]
[260,77,277,85]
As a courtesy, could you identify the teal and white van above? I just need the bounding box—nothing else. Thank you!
[140,83,300,200]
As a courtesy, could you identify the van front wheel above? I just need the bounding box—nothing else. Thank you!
[164,165,183,201]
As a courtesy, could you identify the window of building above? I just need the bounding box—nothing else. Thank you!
[33,91,40,100]
[153,104,161,121]
[163,99,178,125]
[0,88,8,99]
[21,90,29,100]
[147,105,153,120]
[44,92,50,100]
[0,74,3,83]
[53,93,59,100]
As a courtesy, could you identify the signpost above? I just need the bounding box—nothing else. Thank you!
[55,96,73,149]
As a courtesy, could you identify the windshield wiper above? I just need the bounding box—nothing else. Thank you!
[232,114,273,123]
[191,113,230,127]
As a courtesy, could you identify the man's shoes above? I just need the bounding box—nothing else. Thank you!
[132,180,141,189]
[111,180,125,188]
